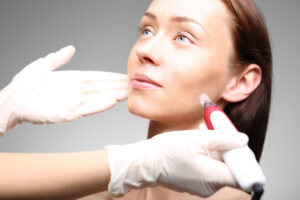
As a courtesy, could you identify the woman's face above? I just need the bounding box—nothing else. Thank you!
[127,0,235,125]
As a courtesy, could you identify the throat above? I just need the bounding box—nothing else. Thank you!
[147,118,204,139]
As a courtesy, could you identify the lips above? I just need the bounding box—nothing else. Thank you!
[131,73,162,90]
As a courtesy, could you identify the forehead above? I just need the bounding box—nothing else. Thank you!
[147,0,230,30]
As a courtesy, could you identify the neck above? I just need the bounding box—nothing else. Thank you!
[147,118,204,139]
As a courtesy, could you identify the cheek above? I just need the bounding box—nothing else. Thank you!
[125,41,231,121]
[167,54,229,104]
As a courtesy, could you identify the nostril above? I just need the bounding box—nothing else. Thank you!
[136,49,158,66]
[143,56,155,64]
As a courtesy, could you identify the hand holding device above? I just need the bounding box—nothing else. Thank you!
[106,129,248,197]
[200,94,265,199]
[0,46,128,136]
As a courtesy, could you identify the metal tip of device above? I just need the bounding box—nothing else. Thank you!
[199,94,215,109]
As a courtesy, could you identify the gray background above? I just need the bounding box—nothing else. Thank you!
[0,0,299,199]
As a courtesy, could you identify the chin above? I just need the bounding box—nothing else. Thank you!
[128,95,204,126]
[127,98,152,120]
[127,95,166,121]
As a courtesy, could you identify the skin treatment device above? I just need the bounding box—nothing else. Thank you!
[200,94,265,200]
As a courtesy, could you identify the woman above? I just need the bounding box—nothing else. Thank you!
[0,0,271,199]
[0,46,248,200]
[0,47,249,198]
[93,0,272,199]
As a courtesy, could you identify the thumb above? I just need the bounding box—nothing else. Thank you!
[203,131,249,152]
[43,45,76,71]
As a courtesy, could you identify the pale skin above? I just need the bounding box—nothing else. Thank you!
[0,151,110,200]
[88,0,261,199]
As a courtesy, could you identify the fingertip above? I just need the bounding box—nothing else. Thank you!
[199,123,208,130]
[57,45,76,58]
[61,45,76,54]
[116,90,128,101]
[77,98,117,117]
[238,133,249,145]
[45,45,76,70]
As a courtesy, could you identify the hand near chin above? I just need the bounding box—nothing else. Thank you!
[106,128,249,197]
[0,46,128,135]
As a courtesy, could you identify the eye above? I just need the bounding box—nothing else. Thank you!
[175,32,194,45]
[139,26,154,37]
[177,35,190,43]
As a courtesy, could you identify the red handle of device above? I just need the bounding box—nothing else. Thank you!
[203,105,238,131]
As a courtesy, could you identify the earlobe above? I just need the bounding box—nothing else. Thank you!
[222,64,262,103]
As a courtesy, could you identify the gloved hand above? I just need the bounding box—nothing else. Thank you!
[105,129,249,197]
[0,46,128,136]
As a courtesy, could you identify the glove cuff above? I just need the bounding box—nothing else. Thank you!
[105,141,159,197]
[0,83,19,137]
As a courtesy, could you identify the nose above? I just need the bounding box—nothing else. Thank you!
[136,35,163,66]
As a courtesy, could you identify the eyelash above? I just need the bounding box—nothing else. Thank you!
[176,32,193,44]
[138,26,195,45]
[139,26,153,37]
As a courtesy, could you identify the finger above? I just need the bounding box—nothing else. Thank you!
[195,155,238,189]
[43,45,76,71]
[83,90,128,104]
[199,123,208,130]
[82,81,128,94]
[203,131,249,151]
[78,90,128,116]
[77,98,117,117]
[56,71,128,83]
[79,71,128,83]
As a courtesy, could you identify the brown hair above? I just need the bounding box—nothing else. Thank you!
[221,0,272,161]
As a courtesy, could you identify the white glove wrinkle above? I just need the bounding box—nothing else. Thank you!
[0,46,129,134]
[106,129,248,197]
[77,71,128,83]
[82,81,128,94]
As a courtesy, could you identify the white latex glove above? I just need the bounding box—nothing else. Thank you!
[0,46,128,137]
[106,129,249,197]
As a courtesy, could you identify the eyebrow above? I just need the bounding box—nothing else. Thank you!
[143,12,208,34]
[144,12,157,20]
[171,16,207,33]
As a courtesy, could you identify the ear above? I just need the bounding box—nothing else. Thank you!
[222,64,262,102]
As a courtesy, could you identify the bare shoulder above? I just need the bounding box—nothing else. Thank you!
[148,186,251,200]
[76,187,251,200]
[208,187,251,200]
[77,191,112,200]
[166,186,251,200]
